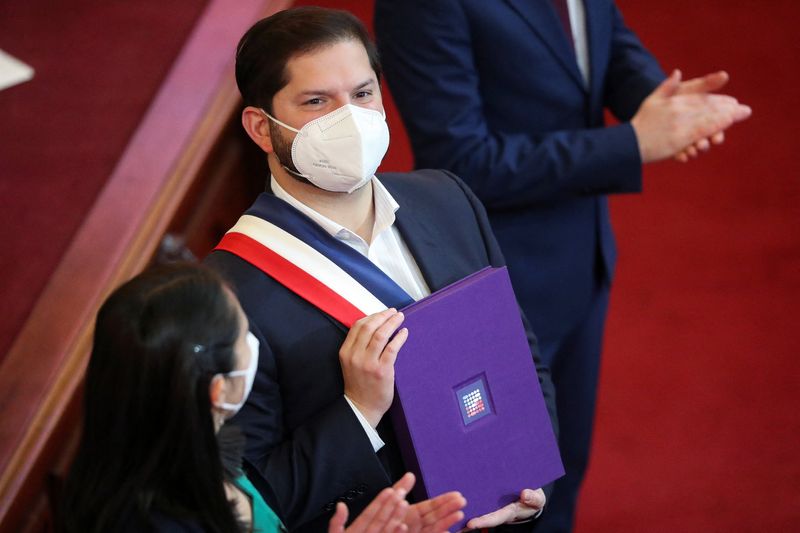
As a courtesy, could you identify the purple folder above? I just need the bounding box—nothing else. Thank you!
[391,267,563,530]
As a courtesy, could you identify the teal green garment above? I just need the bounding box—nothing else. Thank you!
[235,474,286,533]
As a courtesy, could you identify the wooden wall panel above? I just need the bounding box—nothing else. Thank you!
[0,1,290,531]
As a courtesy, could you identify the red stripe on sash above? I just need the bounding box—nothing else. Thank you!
[214,232,366,328]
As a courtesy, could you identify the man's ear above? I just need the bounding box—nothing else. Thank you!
[242,106,274,153]
[209,374,226,407]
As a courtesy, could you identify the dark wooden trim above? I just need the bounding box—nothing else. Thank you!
[0,1,291,531]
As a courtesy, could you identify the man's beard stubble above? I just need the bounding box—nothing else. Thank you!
[268,120,314,187]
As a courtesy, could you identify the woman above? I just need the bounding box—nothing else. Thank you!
[61,263,464,532]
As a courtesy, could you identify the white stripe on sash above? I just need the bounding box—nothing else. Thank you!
[228,215,388,316]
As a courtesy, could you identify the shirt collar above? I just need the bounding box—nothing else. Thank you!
[270,176,400,244]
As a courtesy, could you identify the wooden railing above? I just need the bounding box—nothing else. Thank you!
[0,1,290,531]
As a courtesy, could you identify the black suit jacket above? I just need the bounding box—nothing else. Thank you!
[205,169,557,532]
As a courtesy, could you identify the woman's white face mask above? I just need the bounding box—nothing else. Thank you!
[264,104,390,193]
[214,332,259,415]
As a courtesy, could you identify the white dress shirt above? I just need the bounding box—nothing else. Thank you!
[271,176,431,451]
[566,0,590,86]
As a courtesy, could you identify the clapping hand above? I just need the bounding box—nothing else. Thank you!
[329,473,466,533]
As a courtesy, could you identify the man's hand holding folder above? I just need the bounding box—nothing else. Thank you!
[390,267,563,530]
[339,308,408,428]
[334,303,549,530]
[464,488,546,529]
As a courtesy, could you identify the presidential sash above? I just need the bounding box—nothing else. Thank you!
[214,193,414,328]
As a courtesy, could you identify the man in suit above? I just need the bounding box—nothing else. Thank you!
[206,7,557,532]
[374,1,751,531]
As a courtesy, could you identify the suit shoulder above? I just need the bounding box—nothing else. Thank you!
[378,168,472,202]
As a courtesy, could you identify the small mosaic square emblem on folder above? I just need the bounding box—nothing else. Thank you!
[456,376,493,426]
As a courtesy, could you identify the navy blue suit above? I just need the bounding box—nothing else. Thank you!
[375,1,664,530]
[206,170,557,532]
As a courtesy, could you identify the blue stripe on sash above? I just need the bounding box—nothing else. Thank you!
[246,193,415,310]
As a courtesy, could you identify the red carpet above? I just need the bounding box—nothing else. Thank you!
[580,1,800,530]
[298,0,800,530]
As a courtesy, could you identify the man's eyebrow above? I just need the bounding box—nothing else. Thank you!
[297,79,375,97]
[353,79,375,91]
[297,89,333,98]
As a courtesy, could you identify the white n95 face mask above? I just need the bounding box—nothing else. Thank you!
[215,331,260,415]
[264,104,390,193]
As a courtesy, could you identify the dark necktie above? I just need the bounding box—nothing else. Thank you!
[550,0,575,51]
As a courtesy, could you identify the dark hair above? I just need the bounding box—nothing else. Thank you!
[61,263,244,533]
[235,6,381,113]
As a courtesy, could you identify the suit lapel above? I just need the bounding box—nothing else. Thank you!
[391,193,454,293]
[503,0,585,90]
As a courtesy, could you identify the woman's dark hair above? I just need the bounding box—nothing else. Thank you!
[61,263,243,533]
[235,6,382,113]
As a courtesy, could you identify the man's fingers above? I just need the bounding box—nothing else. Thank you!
[520,488,546,509]
[426,510,465,533]
[711,131,725,145]
[384,519,408,533]
[681,96,745,145]
[417,492,466,522]
[702,97,751,126]
[465,502,515,529]
[345,308,399,359]
[369,494,408,532]
[348,487,402,532]
[369,312,405,355]
[329,502,349,533]
[381,327,408,368]
[352,308,398,331]
[392,472,416,497]
[633,69,749,164]
[412,492,466,533]
[652,68,682,98]
[733,104,753,122]
[703,97,751,126]
[343,310,390,355]
[356,488,394,523]
[677,70,729,95]
[705,70,730,90]
[464,490,543,529]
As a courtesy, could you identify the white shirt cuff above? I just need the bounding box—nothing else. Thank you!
[344,395,385,452]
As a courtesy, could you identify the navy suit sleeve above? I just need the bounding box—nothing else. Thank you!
[375,0,663,210]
